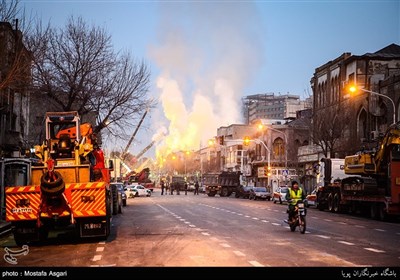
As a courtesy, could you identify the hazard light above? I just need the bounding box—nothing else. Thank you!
[81,195,95,202]
[16,198,30,207]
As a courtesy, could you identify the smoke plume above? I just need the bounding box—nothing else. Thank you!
[149,2,265,160]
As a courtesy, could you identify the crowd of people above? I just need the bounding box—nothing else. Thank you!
[160,180,201,195]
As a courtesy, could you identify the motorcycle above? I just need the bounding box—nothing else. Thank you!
[288,199,307,234]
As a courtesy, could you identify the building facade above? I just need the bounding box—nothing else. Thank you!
[242,93,312,125]
[311,43,400,157]
[0,21,32,157]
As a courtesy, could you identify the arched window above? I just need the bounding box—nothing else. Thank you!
[272,137,284,161]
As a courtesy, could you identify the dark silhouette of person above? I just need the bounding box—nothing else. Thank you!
[161,180,165,195]
[194,181,200,195]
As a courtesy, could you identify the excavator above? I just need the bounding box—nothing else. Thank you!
[316,121,400,220]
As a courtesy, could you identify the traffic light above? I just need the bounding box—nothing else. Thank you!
[243,136,250,146]
[264,166,269,177]
[219,135,224,145]
[265,165,271,177]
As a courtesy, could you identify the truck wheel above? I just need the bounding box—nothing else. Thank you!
[328,193,334,212]
[378,203,387,221]
[370,203,378,220]
[333,193,340,213]
[220,187,229,197]
[110,184,118,215]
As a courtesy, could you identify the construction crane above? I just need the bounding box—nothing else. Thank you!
[134,132,167,163]
[121,108,149,161]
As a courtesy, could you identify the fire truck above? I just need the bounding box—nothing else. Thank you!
[316,121,400,220]
[3,111,116,245]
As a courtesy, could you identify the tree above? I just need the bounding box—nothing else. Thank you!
[311,104,351,158]
[26,16,155,140]
[0,0,31,92]
[0,0,19,22]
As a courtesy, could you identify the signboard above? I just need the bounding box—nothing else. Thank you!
[257,167,267,178]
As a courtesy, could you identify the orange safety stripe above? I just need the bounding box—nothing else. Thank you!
[5,182,108,221]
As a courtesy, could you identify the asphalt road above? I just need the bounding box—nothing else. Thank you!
[1,190,399,273]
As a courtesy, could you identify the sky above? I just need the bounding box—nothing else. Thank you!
[21,0,400,162]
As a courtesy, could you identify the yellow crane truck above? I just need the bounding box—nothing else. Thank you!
[316,122,400,220]
[4,111,116,245]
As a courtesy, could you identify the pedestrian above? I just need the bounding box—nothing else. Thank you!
[160,180,165,195]
[194,181,199,195]
[184,182,188,195]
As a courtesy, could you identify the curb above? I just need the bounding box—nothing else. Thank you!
[0,222,11,237]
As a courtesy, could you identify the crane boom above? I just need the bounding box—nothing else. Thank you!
[122,109,148,160]
[135,140,156,161]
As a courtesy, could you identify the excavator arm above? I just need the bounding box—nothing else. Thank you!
[344,122,400,176]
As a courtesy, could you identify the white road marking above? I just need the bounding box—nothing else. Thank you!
[324,219,333,222]
[261,220,269,223]
[233,251,245,257]
[244,215,250,218]
[248,260,264,267]
[315,235,331,239]
[98,241,106,245]
[338,222,347,225]
[201,232,210,236]
[252,217,259,220]
[338,241,355,246]
[374,228,385,232]
[96,247,104,252]
[271,222,280,226]
[220,243,231,248]
[92,255,102,261]
[364,248,385,253]
[189,224,196,227]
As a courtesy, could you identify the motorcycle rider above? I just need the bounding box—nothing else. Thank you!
[284,180,306,224]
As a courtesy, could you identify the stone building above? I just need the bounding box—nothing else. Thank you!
[311,43,400,157]
[0,21,32,157]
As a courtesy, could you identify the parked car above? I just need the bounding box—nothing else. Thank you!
[116,183,127,206]
[273,186,289,204]
[126,184,152,198]
[305,188,318,207]
[235,185,252,199]
[249,187,272,201]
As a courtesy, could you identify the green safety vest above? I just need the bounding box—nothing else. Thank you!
[288,188,303,205]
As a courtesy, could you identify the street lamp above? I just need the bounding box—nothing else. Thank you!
[348,84,396,125]
[257,124,287,171]
[242,137,271,173]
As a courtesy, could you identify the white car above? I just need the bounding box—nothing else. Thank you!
[273,186,289,204]
[126,184,151,198]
